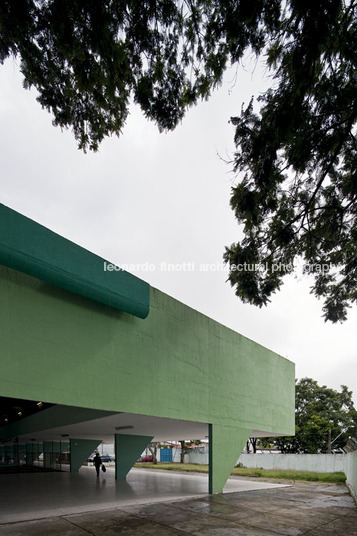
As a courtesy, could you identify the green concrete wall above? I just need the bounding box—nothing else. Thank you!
[0,264,294,436]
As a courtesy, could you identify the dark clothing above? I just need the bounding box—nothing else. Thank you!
[93,454,102,476]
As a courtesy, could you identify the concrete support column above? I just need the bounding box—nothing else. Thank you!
[70,439,102,472]
[209,423,252,494]
[115,434,153,479]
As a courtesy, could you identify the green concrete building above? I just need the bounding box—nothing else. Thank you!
[0,203,295,493]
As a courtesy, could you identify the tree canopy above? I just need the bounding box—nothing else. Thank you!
[1,0,357,321]
[224,0,357,323]
[264,378,357,454]
[2,0,272,150]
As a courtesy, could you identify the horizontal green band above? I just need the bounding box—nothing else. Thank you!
[0,204,150,318]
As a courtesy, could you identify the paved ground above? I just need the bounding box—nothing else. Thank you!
[0,466,289,523]
[0,468,356,535]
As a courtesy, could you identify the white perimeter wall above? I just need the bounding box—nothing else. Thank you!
[188,450,353,478]
[145,447,357,502]
[237,453,345,473]
[238,452,357,502]
[188,450,209,464]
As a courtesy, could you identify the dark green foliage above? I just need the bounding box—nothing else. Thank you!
[261,378,357,454]
[0,0,278,151]
[1,0,188,150]
[1,1,357,319]
[224,0,357,322]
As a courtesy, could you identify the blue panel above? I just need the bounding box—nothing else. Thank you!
[160,448,173,462]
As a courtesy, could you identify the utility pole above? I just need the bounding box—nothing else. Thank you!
[327,429,332,454]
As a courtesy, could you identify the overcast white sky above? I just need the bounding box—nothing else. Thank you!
[1,56,356,405]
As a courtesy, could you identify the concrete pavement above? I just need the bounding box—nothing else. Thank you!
[0,467,356,535]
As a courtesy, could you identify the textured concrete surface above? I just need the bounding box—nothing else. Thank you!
[0,468,356,535]
[0,466,288,523]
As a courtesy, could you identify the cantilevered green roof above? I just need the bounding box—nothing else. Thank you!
[0,204,149,318]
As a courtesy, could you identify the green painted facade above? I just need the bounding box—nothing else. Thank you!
[0,205,295,493]
[0,264,294,435]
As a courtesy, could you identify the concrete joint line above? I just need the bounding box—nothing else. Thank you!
[64,516,97,536]
[120,504,195,535]
[301,513,352,535]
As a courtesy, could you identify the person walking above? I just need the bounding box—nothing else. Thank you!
[93,452,102,477]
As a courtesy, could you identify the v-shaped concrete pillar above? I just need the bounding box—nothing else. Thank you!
[70,439,102,472]
[115,434,153,479]
[209,423,252,494]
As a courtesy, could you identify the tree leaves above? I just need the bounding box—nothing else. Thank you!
[1,1,187,150]
[0,0,282,150]
[225,0,357,322]
[271,378,357,454]
[1,1,357,319]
